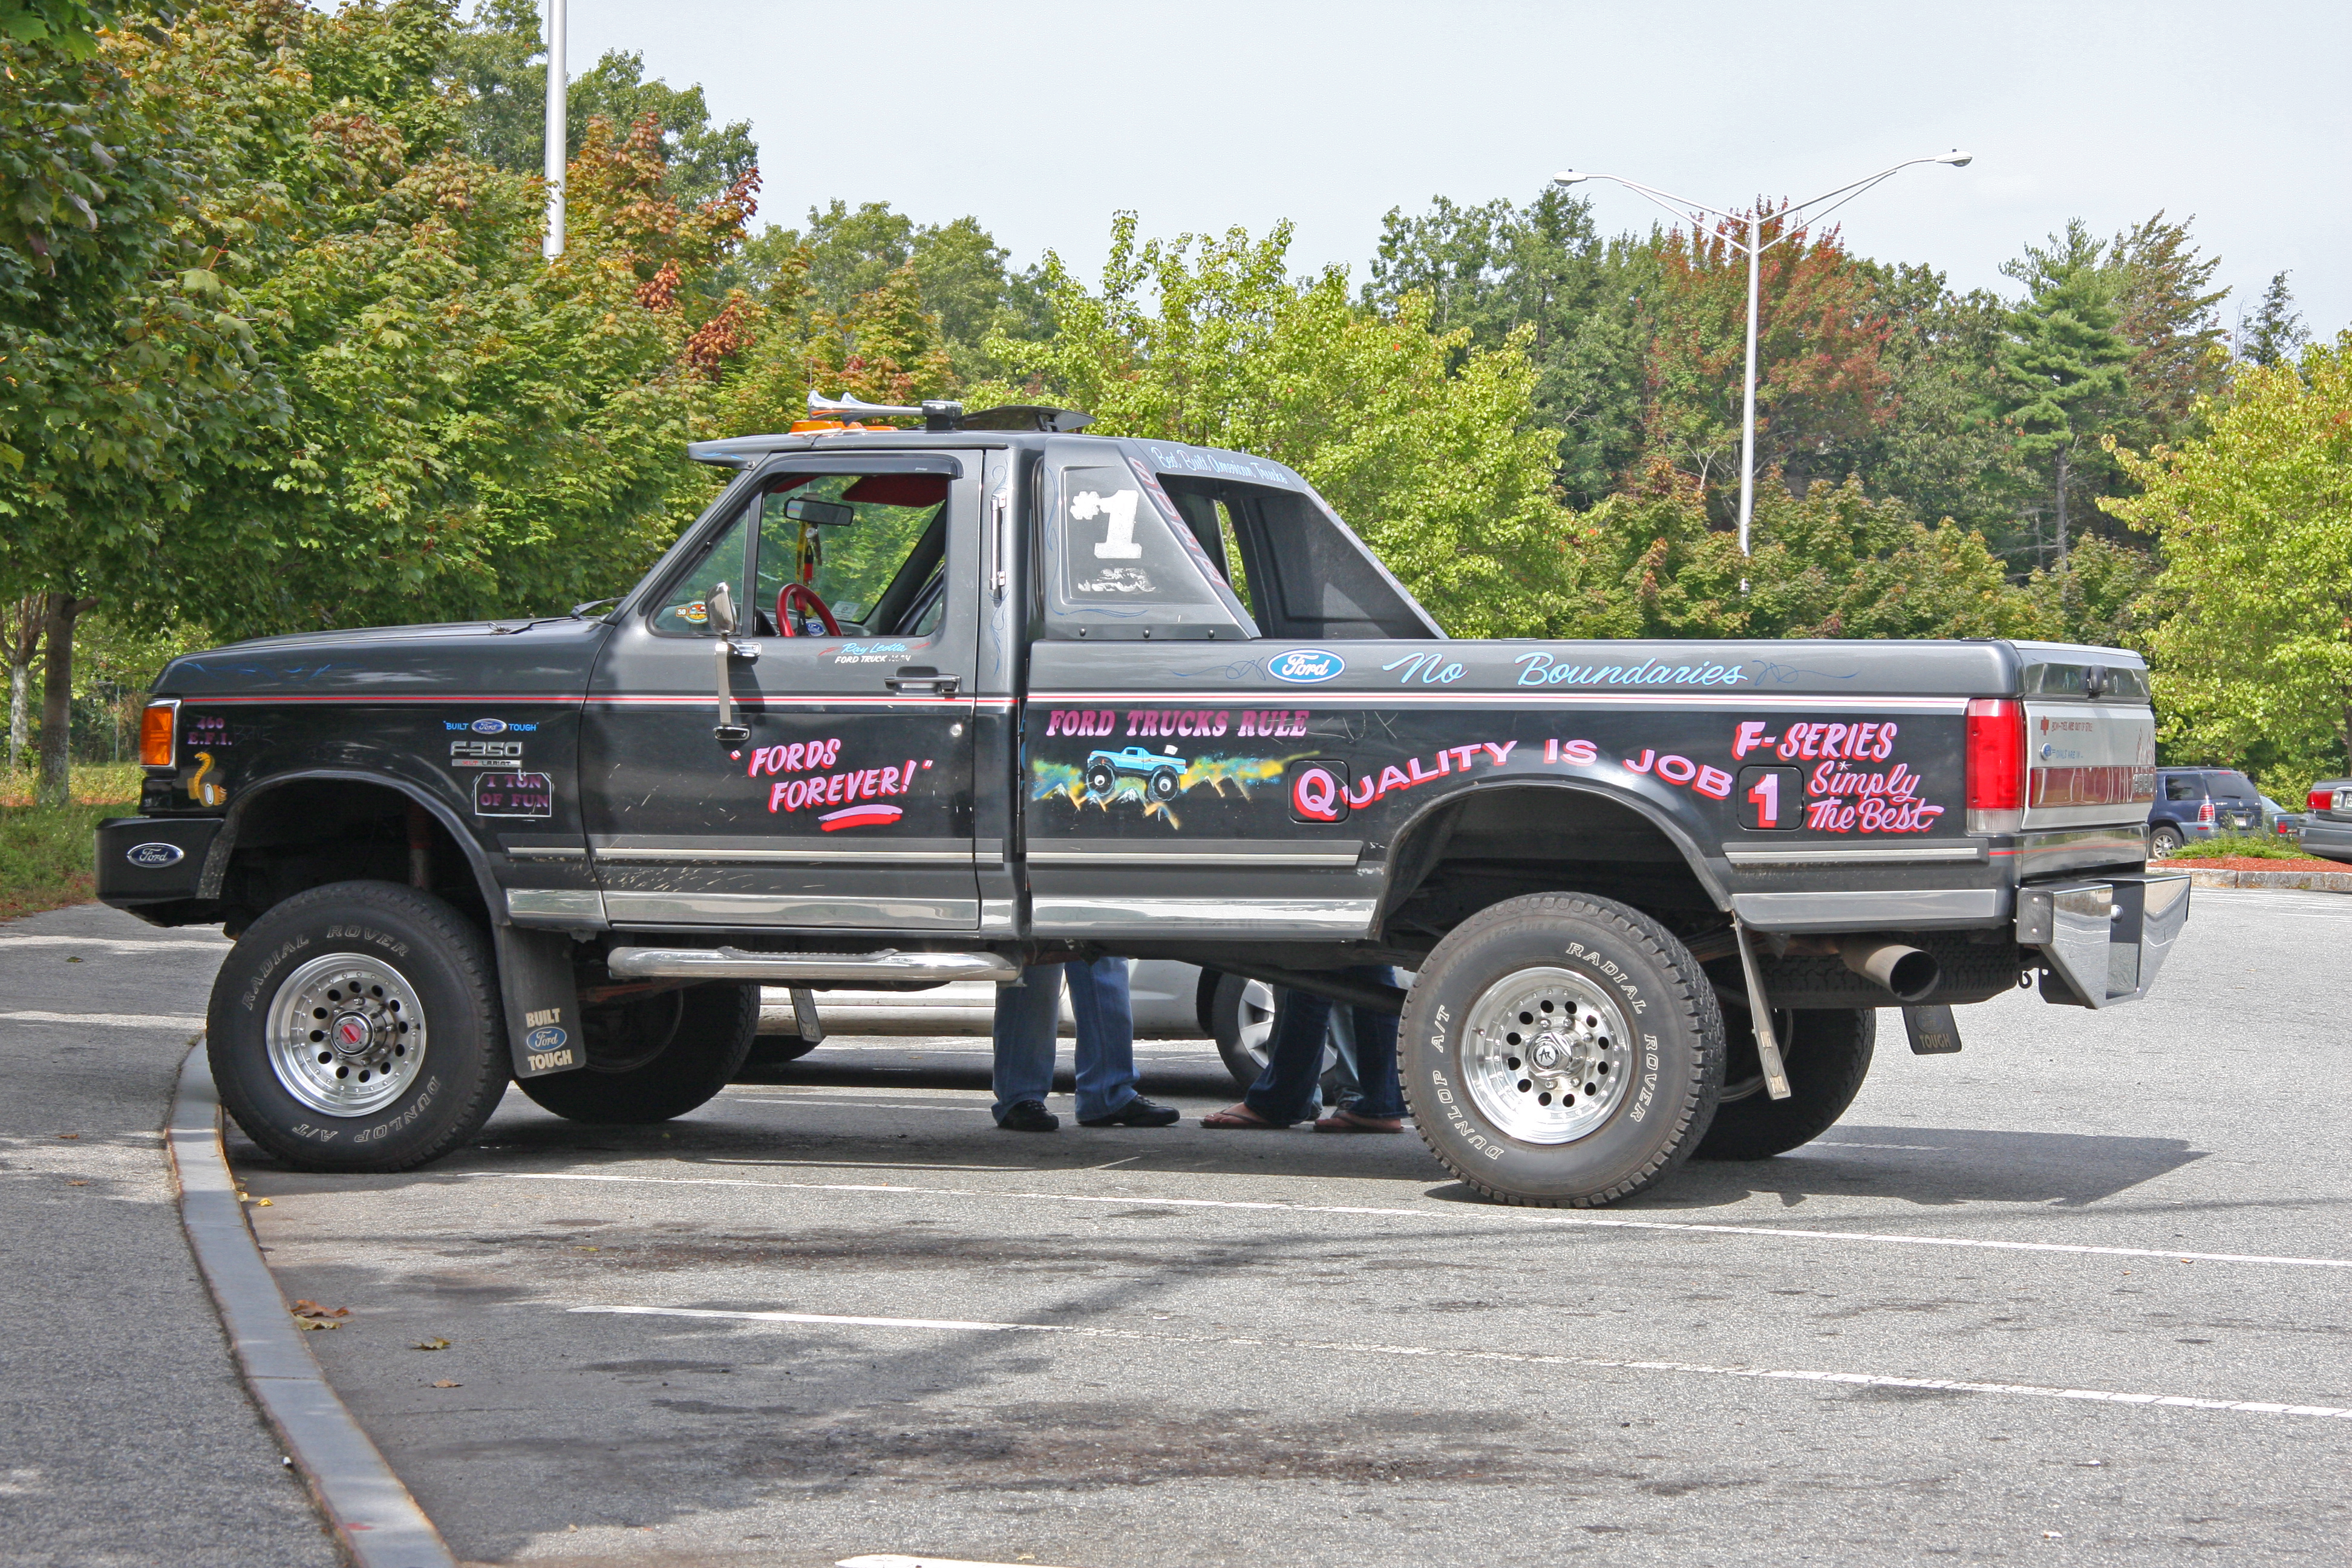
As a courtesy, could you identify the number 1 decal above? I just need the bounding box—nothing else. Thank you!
[1737,765,1801,832]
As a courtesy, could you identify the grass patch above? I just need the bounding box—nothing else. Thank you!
[2158,832,2314,861]
[0,765,146,921]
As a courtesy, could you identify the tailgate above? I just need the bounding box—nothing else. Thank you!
[2019,702,2155,831]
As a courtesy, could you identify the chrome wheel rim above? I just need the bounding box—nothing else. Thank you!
[1462,966,1633,1144]
[265,952,427,1117]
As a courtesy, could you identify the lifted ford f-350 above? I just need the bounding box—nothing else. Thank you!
[96,398,2188,1206]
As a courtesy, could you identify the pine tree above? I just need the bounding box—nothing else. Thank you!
[1994,221,2134,568]
[2239,271,2310,368]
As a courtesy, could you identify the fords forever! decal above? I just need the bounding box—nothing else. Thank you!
[125,841,185,868]
[1268,648,1344,684]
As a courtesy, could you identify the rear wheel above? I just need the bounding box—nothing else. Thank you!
[206,881,511,1172]
[518,982,757,1123]
[1693,1007,1875,1160]
[1208,971,1352,1097]
[2150,825,2184,857]
[1399,893,1723,1207]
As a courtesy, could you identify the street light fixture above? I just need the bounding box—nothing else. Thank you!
[1553,152,1971,558]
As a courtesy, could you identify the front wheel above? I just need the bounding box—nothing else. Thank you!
[1399,893,1723,1207]
[206,881,512,1172]
[1693,1007,1874,1160]
[518,982,756,1123]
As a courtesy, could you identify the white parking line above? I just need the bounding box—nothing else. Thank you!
[0,934,230,952]
[483,1171,2352,1272]
[0,1010,206,1030]
[572,1304,2352,1425]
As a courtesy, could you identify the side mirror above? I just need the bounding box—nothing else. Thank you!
[782,496,856,528]
[707,580,740,636]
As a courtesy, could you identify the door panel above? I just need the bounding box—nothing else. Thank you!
[583,454,980,929]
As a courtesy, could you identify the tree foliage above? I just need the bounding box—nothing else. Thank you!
[2106,336,2352,785]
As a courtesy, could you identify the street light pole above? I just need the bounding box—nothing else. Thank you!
[1554,153,1971,559]
[542,0,566,260]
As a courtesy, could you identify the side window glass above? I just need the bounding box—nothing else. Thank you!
[2163,776,2199,802]
[650,511,753,635]
[1041,462,1248,637]
[753,471,949,638]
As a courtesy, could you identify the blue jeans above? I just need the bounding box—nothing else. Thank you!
[991,956,1139,1123]
[1241,965,1403,1126]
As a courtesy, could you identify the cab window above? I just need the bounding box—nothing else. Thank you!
[753,472,948,638]
[1039,462,1249,639]
[649,511,752,634]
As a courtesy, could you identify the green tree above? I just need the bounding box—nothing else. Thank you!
[2106,335,2352,789]
[439,0,753,201]
[976,214,1571,636]
[1557,463,2047,642]
[2236,270,2308,368]
[1993,220,2134,570]
[1,5,295,803]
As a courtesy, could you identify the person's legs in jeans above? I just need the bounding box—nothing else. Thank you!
[1063,955,1139,1122]
[1338,965,1405,1120]
[1241,985,1335,1125]
[990,965,1063,1124]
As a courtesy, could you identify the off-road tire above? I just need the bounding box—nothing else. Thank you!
[1695,1007,1874,1161]
[1399,892,1723,1207]
[2149,825,2184,857]
[206,880,511,1173]
[1085,762,1117,795]
[1148,768,1180,801]
[519,981,757,1123]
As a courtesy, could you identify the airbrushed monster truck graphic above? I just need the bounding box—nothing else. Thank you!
[1085,745,1188,802]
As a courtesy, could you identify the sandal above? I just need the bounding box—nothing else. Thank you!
[1314,1108,1404,1134]
[1201,1104,1285,1129]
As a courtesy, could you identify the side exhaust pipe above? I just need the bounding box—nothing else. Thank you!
[1839,938,1941,1003]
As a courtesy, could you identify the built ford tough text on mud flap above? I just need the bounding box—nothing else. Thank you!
[96,393,2189,1207]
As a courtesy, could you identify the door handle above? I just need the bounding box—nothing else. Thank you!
[886,668,959,696]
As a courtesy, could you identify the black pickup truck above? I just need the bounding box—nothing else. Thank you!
[96,399,2189,1206]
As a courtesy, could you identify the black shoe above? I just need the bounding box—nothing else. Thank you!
[998,1100,1059,1132]
[1079,1096,1182,1128]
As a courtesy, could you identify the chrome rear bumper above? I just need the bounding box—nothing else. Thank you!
[2015,872,2191,1008]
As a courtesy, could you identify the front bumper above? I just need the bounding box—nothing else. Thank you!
[94,815,222,906]
[2016,871,2191,1008]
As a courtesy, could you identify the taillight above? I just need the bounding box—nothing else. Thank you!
[2198,801,2215,825]
[138,701,178,768]
[2311,788,2334,812]
[1965,698,2024,832]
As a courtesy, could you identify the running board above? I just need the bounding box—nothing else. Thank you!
[606,947,1021,984]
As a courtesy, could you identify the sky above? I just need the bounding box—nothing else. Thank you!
[557,0,2352,336]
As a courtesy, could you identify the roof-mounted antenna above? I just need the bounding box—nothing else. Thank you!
[806,390,964,433]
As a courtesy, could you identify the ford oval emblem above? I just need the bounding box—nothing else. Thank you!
[471,718,507,734]
[125,841,185,868]
[1268,649,1344,684]
[524,1025,568,1051]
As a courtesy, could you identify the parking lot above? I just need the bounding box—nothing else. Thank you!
[204,887,2350,1567]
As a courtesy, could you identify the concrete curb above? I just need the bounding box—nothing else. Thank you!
[2180,868,2352,893]
[168,1044,457,1568]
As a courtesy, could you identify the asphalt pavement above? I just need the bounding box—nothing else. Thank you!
[0,903,335,1568]
[229,887,2350,1567]
[5,890,2347,1567]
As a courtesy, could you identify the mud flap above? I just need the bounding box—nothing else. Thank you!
[1901,1003,1963,1054]
[492,924,584,1077]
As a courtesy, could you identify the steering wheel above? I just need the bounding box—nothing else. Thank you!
[774,581,840,638]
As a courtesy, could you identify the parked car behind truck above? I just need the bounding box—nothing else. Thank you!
[94,396,2188,1208]
[2299,779,2352,863]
